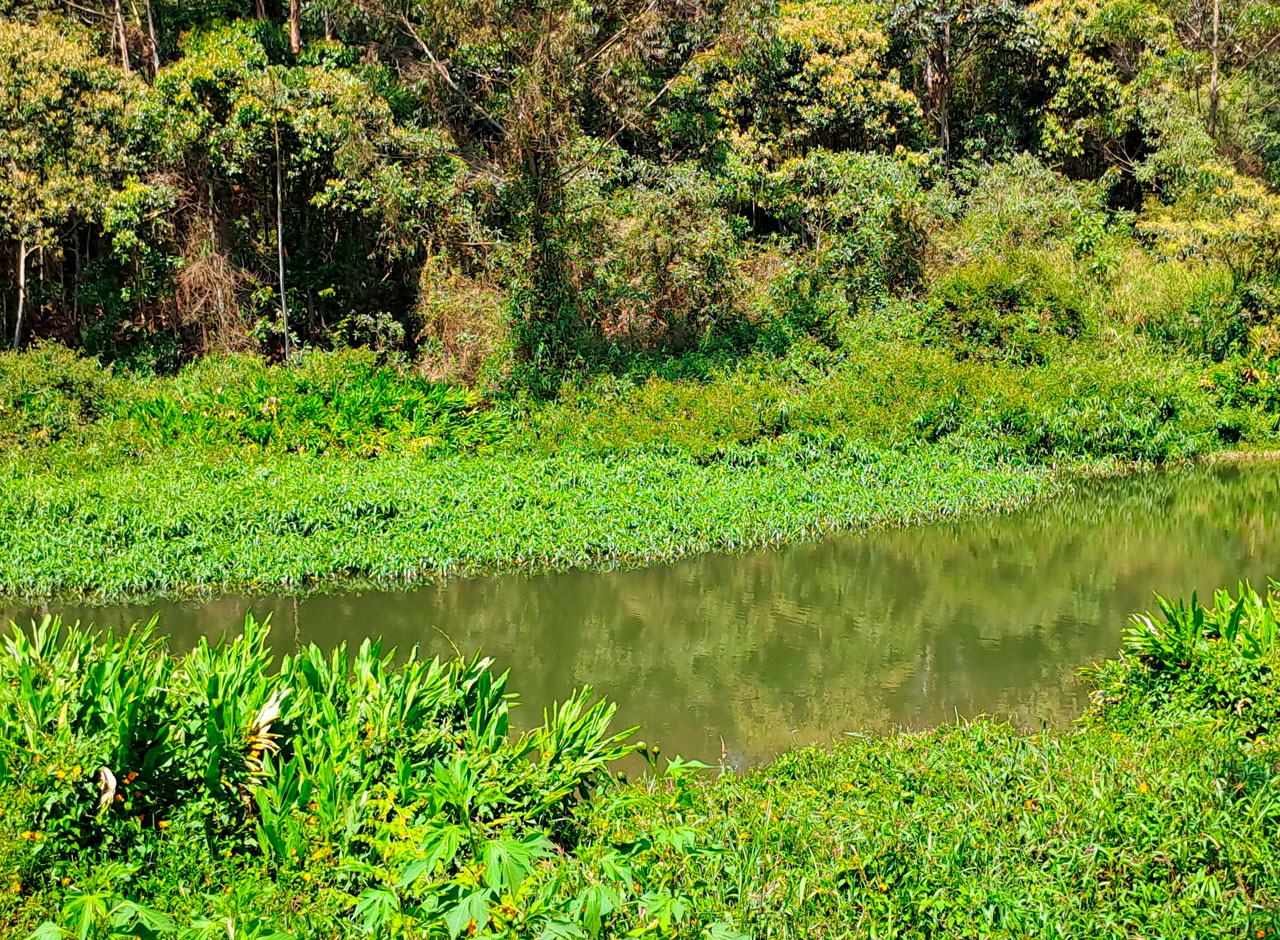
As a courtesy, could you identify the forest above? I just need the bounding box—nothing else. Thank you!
[1,0,1277,385]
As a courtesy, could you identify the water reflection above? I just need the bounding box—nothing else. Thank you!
[7,462,1280,766]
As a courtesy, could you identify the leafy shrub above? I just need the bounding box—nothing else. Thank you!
[596,165,746,349]
[1088,582,1280,743]
[1109,250,1246,359]
[0,343,120,448]
[944,154,1117,263]
[923,255,1091,364]
[415,260,513,386]
[120,349,511,457]
[0,618,641,938]
[764,152,930,291]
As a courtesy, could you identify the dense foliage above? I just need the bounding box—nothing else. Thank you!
[0,0,1274,381]
[2,585,1280,936]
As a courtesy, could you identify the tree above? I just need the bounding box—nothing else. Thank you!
[346,0,727,363]
[139,22,480,354]
[1139,160,1280,285]
[889,0,1019,161]
[666,0,923,166]
[1030,0,1183,185]
[0,20,135,347]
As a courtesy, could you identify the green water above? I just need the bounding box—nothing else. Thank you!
[7,462,1280,765]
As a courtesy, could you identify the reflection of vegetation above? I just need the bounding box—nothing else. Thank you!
[17,461,1279,764]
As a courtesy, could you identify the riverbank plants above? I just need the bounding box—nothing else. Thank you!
[1,328,1277,602]
[3,584,1280,936]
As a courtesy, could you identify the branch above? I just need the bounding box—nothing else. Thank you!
[574,0,660,73]
[398,15,507,138]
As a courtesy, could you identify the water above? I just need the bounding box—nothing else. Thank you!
[7,462,1280,766]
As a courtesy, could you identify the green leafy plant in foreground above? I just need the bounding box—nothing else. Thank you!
[6,586,1280,937]
[0,617,730,938]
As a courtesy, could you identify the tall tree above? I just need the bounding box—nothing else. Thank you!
[889,0,1019,160]
[0,21,133,347]
[374,0,728,361]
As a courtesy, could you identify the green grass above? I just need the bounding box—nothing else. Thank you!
[3,585,1280,938]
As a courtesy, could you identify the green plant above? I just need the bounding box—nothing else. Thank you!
[924,254,1091,364]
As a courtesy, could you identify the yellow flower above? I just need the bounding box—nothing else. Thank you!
[157,820,170,830]
[878,882,889,892]
[61,878,70,886]
[856,808,867,817]
[72,766,82,776]
[1137,783,1149,794]
[55,771,65,780]
[301,872,313,883]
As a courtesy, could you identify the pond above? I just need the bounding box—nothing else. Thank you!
[6,461,1280,767]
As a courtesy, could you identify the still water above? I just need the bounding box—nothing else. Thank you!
[7,462,1280,766]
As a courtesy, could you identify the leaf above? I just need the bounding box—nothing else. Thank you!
[573,885,617,937]
[482,833,554,894]
[398,821,466,888]
[354,888,400,935]
[443,889,491,940]
[110,900,176,938]
[537,918,587,940]
[26,924,67,940]
[705,925,752,940]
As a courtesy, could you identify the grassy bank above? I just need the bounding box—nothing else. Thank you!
[3,584,1280,938]
[2,330,1277,602]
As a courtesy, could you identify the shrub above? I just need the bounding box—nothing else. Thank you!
[1087,581,1280,742]
[414,259,513,386]
[0,343,119,448]
[923,254,1091,364]
[120,349,511,457]
[596,165,746,349]
[947,154,1114,259]
[0,617,641,939]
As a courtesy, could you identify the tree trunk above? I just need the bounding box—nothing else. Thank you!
[144,0,161,74]
[274,121,291,361]
[923,28,951,162]
[1209,0,1221,136]
[937,23,952,162]
[14,239,28,350]
[289,0,302,54]
[114,0,132,75]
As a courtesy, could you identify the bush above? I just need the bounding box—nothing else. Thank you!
[748,152,932,343]
[120,349,511,457]
[596,165,746,350]
[923,254,1092,364]
[945,153,1116,261]
[1087,581,1280,741]
[0,343,119,448]
[0,617,639,938]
